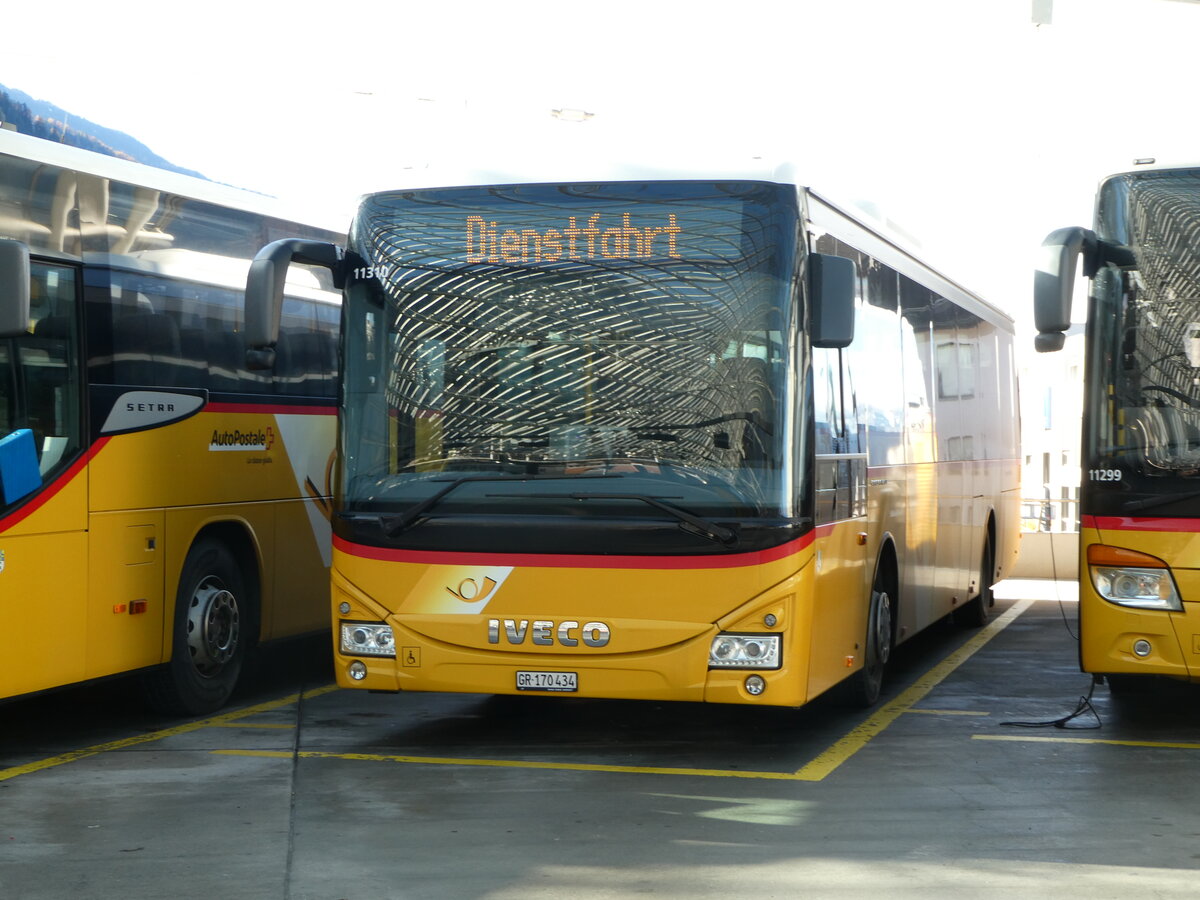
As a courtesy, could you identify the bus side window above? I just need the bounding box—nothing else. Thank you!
[14,263,83,479]
[276,295,338,398]
[813,348,840,454]
[858,261,904,466]
[0,340,12,436]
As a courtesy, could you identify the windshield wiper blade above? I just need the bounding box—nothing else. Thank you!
[379,473,622,537]
[507,491,737,545]
[1122,488,1200,513]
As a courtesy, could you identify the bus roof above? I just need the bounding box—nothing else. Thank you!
[370,155,1012,328]
[365,155,805,194]
[1103,160,1200,177]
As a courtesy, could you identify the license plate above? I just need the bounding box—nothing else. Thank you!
[516,670,578,692]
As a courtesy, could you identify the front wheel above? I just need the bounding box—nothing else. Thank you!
[142,538,250,715]
[848,585,893,707]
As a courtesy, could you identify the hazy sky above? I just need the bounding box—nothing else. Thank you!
[5,0,1199,323]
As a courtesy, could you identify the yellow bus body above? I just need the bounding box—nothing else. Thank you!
[0,405,334,700]
[330,517,898,707]
[1080,518,1200,681]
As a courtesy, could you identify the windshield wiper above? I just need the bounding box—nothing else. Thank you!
[375,473,622,537]
[1122,488,1200,513]
[504,491,737,545]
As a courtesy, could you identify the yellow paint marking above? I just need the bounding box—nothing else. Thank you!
[0,684,337,783]
[211,722,297,729]
[211,602,1031,782]
[906,709,992,717]
[974,734,1200,751]
[792,598,1033,781]
[4,601,1032,786]
[212,748,805,780]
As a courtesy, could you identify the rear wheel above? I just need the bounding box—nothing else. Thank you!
[954,537,995,628]
[142,538,249,715]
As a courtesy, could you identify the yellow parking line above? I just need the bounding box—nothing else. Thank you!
[974,734,1200,751]
[906,709,992,717]
[211,722,297,729]
[214,748,807,780]
[0,684,337,783]
[4,601,1033,785]
[792,598,1034,781]
[213,600,1032,782]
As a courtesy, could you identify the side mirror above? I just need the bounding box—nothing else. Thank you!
[809,252,856,349]
[1033,227,1134,353]
[0,239,31,338]
[1033,227,1095,353]
[244,239,342,370]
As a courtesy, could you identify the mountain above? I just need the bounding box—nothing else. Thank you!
[0,83,208,180]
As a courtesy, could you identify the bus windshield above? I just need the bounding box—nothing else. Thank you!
[1088,168,1200,509]
[339,181,802,551]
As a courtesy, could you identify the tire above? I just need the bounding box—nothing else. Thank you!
[848,583,894,707]
[1106,674,1153,696]
[954,537,995,628]
[142,538,249,716]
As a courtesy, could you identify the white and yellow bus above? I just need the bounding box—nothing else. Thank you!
[0,129,341,714]
[247,161,1020,708]
[1036,162,1200,690]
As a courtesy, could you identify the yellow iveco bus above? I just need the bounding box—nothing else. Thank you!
[0,129,341,714]
[1036,162,1200,690]
[247,161,1020,708]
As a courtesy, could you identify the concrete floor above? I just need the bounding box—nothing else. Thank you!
[1,585,1198,900]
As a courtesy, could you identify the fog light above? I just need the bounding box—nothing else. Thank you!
[339,601,351,615]
[744,675,766,696]
[1133,639,1152,658]
[348,660,368,680]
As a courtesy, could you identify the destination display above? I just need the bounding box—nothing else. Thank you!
[355,182,787,269]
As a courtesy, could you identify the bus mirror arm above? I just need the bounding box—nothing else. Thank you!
[244,238,343,370]
[0,239,31,338]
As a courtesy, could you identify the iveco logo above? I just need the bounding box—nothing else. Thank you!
[487,619,611,648]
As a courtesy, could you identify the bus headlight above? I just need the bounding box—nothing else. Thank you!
[708,633,781,669]
[1087,545,1183,611]
[340,622,397,657]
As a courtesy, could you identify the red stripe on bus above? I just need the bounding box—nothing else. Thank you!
[205,401,336,416]
[334,530,817,570]
[0,437,110,533]
[1082,514,1200,534]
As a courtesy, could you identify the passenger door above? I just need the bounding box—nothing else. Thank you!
[0,261,89,697]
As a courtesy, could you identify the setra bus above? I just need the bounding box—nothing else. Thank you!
[1036,161,1200,689]
[0,129,342,714]
[246,160,1020,708]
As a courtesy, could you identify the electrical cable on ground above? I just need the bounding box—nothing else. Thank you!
[1000,675,1102,730]
[997,524,1100,728]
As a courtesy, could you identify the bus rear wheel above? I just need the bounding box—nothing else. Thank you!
[954,538,995,628]
[143,538,249,716]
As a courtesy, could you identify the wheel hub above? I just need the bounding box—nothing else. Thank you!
[186,577,241,677]
[873,590,893,667]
